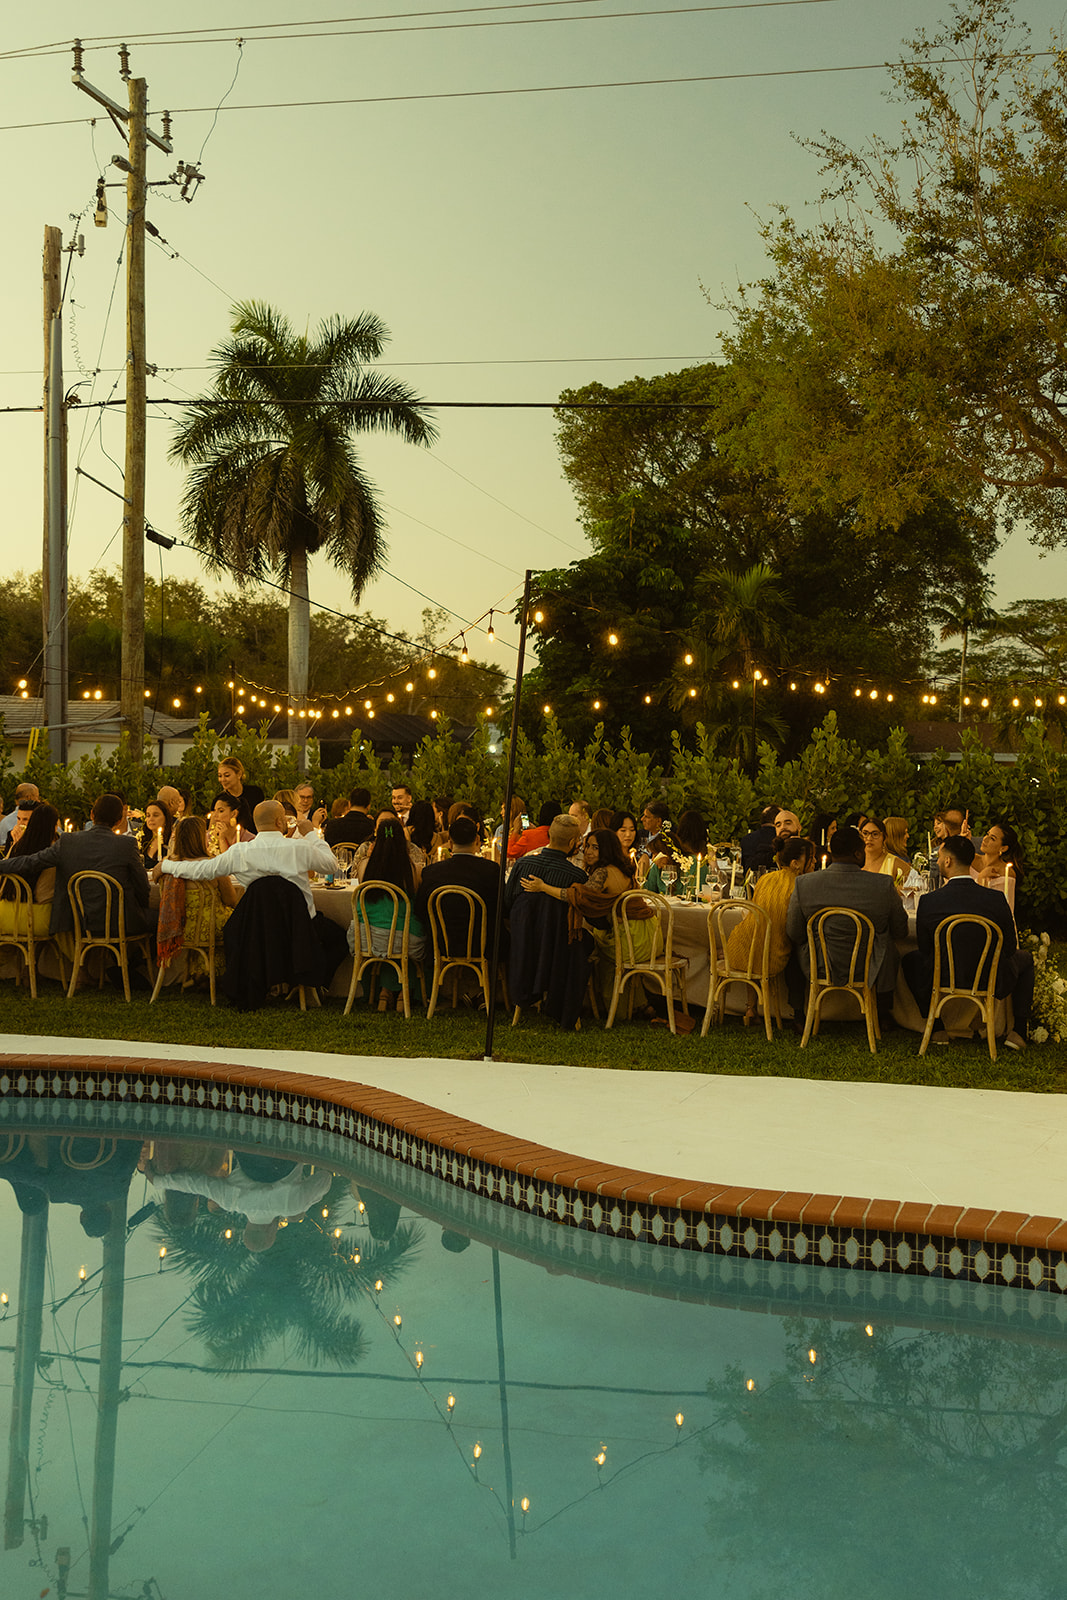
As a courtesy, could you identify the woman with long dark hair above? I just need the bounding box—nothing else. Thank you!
[140,799,173,867]
[0,803,60,935]
[155,815,239,974]
[352,814,428,1009]
[522,826,664,1008]
[971,819,1024,914]
[405,799,437,864]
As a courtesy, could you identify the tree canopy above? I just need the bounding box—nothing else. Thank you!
[544,366,993,750]
[718,0,1067,543]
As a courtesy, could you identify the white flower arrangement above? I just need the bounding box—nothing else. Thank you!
[1021,931,1067,1044]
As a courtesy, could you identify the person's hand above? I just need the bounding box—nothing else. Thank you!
[150,864,163,883]
[312,807,327,828]
[961,810,972,838]
[521,877,547,894]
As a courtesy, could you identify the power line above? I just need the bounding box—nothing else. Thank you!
[0,2,839,61]
[8,52,1047,134]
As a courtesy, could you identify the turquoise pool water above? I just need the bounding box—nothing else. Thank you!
[1,1101,1065,1600]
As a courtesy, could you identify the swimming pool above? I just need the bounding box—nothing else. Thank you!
[1,1091,1065,1600]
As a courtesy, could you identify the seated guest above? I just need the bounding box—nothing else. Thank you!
[0,802,60,936]
[740,805,779,873]
[405,799,437,866]
[590,807,615,833]
[568,799,591,838]
[860,816,915,888]
[883,816,913,862]
[5,796,40,854]
[209,795,254,854]
[274,787,319,837]
[160,799,347,986]
[0,783,41,851]
[638,802,671,860]
[391,784,414,826]
[0,791,149,940]
[351,813,427,1011]
[612,811,638,854]
[903,834,1032,1050]
[514,801,557,858]
[505,814,590,1028]
[750,809,801,873]
[785,824,908,1029]
[140,799,173,868]
[493,797,527,861]
[294,781,327,830]
[726,836,815,1024]
[647,809,709,892]
[971,819,1023,915]
[414,815,504,960]
[213,757,264,835]
[527,827,665,1015]
[157,784,188,822]
[155,815,239,974]
[325,787,375,847]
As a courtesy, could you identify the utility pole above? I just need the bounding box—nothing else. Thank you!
[123,72,148,761]
[73,43,176,766]
[42,226,69,765]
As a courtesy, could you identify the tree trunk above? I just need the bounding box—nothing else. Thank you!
[288,543,310,759]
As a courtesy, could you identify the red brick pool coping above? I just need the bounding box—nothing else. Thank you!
[4,1050,1066,1255]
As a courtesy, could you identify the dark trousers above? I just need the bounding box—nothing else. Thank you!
[311,913,349,983]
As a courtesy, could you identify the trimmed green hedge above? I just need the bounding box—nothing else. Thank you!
[10,711,1061,923]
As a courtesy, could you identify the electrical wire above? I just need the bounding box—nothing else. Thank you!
[6,51,1049,134]
[0,2,841,61]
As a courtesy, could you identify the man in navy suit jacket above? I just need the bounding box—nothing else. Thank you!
[901,834,1033,1050]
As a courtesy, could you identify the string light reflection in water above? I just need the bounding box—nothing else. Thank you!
[1,1105,1066,1599]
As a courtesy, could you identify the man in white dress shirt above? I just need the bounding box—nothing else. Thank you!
[157,798,347,978]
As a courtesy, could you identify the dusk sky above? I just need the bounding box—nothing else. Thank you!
[2,0,1065,698]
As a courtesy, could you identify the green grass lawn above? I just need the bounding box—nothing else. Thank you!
[0,978,1065,1095]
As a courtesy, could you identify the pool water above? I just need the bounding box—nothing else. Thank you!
[1,1103,1065,1600]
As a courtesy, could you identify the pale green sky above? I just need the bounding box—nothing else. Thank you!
[1,0,1064,700]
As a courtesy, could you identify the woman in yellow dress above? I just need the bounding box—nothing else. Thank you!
[155,816,240,978]
[725,836,815,1025]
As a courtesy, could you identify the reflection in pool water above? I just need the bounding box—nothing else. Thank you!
[0,1104,1065,1599]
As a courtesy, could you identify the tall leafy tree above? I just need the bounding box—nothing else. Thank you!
[719,0,1067,544]
[170,301,437,745]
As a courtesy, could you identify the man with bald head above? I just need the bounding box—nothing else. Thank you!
[158,799,347,983]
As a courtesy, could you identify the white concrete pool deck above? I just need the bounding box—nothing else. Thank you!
[2,1031,1067,1222]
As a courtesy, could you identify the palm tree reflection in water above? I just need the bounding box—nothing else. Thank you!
[154,1174,422,1371]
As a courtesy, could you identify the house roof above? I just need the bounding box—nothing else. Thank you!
[0,697,201,741]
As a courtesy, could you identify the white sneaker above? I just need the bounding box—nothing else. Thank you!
[1003,1031,1027,1052]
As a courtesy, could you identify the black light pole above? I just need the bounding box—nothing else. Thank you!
[483,570,533,1061]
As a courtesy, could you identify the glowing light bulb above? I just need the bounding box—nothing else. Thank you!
[0,1292,7,1306]
[808,1348,817,1365]
[643,694,651,704]
[869,689,878,700]
[674,1412,684,1429]
[428,668,437,680]
[158,1246,167,1260]
[520,1497,530,1513]
[732,679,740,690]
[473,1440,482,1460]
[446,1392,456,1412]
[364,700,372,711]
[594,1447,606,1466]
[745,1378,756,1391]
[332,709,340,718]
[393,1311,402,1328]
[430,709,438,719]
[865,1324,874,1336]
[334,1227,342,1238]
[789,681,796,690]
[688,688,697,698]
[533,609,544,623]
[485,706,494,716]
[542,704,551,715]
[386,693,394,703]
[593,700,601,711]
[684,653,693,666]
[17,679,26,689]
[224,1229,233,1239]
[344,706,353,715]
[78,1266,87,1283]
[352,1251,361,1264]
[405,683,413,693]
[415,1348,424,1369]
[981,697,989,707]
[322,1208,329,1218]
[460,635,469,663]
[608,632,618,646]
[94,689,102,700]
[1012,696,1020,707]
[486,614,495,641]
[374,1279,383,1293]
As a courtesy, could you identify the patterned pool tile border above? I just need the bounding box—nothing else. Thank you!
[3,1050,1067,1297]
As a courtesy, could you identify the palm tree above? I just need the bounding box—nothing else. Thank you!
[170,301,437,746]
[929,592,999,722]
